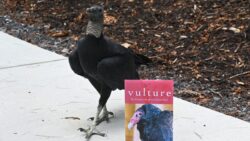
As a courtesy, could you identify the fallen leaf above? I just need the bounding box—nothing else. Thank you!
[104,13,117,25]
[195,74,202,79]
[50,31,69,37]
[229,27,241,33]
[170,50,177,56]
[121,43,131,48]
[180,35,188,39]
[198,97,210,104]
[154,46,164,52]
[71,35,80,41]
[5,0,17,9]
[154,34,161,37]
[75,12,85,22]
[233,87,242,95]
[236,80,245,85]
[222,27,228,30]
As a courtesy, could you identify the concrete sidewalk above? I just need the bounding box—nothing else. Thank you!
[0,31,249,141]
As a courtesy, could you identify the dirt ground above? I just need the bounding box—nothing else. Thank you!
[0,0,249,121]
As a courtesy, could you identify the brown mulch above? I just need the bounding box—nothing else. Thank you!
[0,0,249,121]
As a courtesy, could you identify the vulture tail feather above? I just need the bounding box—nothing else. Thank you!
[134,53,152,66]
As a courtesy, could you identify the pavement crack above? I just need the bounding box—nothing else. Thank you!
[0,58,67,70]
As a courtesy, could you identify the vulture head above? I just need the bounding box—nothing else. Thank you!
[128,104,161,130]
[86,5,104,22]
[128,109,144,130]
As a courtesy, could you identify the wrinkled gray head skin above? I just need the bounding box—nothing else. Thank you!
[86,5,104,38]
[86,5,104,22]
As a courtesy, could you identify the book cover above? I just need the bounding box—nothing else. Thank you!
[125,80,173,141]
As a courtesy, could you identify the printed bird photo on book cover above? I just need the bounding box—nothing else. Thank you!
[125,80,173,141]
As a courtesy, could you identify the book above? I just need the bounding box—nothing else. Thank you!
[125,80,173,141]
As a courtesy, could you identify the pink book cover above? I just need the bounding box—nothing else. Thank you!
[125,80,173,141]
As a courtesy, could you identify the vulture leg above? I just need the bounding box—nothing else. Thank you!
[89,105,114,125]
[82,85,112,139]
[87,78,114,124]
[98,105,114,123]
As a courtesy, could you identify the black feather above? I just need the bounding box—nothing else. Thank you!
[126,48,152,67]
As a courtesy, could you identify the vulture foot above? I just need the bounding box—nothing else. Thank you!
[88,111,114,125]
[78,126,106,140]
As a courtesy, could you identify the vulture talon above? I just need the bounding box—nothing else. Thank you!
[78,125,91,132]
[97,110,114,125]
[81,125,106,140]
[106,112,114,123]
[88,111,114,125]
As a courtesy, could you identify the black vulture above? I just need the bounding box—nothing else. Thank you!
[68,5,150,139]
[128,104,173,141]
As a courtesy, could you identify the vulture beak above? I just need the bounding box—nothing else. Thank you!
[128,122,134,130]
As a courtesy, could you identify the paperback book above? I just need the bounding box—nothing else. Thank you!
[125,80,173,141]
